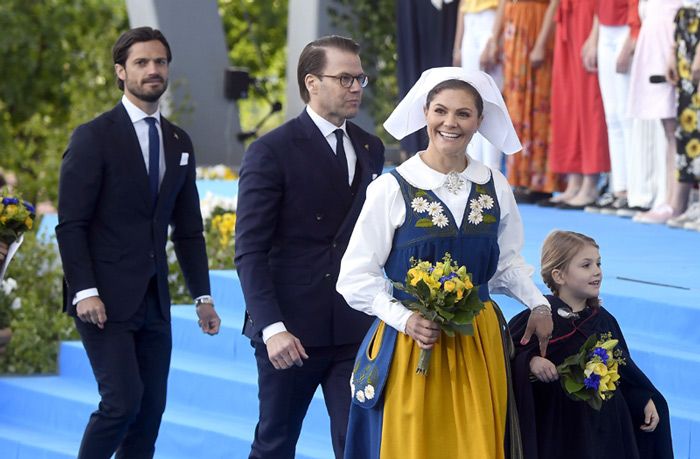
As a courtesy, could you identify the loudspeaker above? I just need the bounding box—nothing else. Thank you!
[224,67,252,100]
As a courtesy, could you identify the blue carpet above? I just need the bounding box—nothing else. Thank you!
[6,202,700,458]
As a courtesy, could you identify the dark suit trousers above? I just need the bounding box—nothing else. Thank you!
[250,342,357,459]
[75,277,171,459]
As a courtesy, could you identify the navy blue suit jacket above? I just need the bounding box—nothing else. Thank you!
[235,110,385,347]
[56,103,210,321]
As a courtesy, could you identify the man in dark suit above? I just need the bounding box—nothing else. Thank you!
[55,27,221,459]
[235,36,385,459]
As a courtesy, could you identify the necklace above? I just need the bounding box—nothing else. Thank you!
[444,171,465,195]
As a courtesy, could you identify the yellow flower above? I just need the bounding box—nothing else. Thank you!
[5,204,17,216]
[456,288,464,300]
[597,339,619,351]
[463,276,474,290]
[692,92,700,107]
[585,362,608,378]
[443,280,456,292]
[0,216,6,224]
[680,109,697,133]
[686,138,700,159]
[690,18,699,34]
[679,58,691,80]
[25,217,33,229]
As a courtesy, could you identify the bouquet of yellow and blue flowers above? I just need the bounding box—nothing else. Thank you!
[393,253,485,375]
[556,332,625,411]
[0,195,35,244]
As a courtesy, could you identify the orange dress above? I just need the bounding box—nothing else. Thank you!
[502,0,560,192]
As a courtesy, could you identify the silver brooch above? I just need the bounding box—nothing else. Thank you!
[444,171,465,195]
[557,306,580,320]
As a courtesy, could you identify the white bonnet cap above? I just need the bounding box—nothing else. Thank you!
[383,67,522,155]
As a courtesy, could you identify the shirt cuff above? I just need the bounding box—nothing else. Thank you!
[262,322,287,344]
[73,288,99,305]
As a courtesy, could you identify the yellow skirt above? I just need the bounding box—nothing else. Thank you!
[377,301,507,458]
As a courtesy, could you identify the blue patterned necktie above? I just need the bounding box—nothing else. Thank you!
[144,117,159,208]
[334,128,349,186]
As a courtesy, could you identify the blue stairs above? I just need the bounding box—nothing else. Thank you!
[2,204,700,458]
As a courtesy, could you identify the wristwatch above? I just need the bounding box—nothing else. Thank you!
[194,295,214,308]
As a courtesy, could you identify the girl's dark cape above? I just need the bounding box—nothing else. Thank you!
[507,295,673,459]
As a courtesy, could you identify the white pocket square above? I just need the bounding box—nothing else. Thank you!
[372,173,378,180]
[180,153,189,166]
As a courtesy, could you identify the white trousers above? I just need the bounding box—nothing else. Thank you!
[597,24,633,193]
[626,118,667,208]
[460,9,504,171]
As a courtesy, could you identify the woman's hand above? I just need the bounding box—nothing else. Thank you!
[520,305,553,356]
[530,356,558,382]
[640,399,660,432]
[581,36,598,72]
[0,241,8,264]
[666,51,679,85]
[480,36,500,72]
[405,312,440,350]
[529,43,547,69]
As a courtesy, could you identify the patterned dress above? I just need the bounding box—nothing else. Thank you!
[344,170,509,459]
[503,0,560,192]
[674,4,700,182]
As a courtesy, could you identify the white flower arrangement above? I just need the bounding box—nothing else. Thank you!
[200,192,237,221]
[467,193,495,226]
[411,196,450,229]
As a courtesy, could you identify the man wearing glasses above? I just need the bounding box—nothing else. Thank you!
[235,35,385,459]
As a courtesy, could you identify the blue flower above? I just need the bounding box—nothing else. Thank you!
[23,201,35,214]
[2,197,19,205]
[584,373,601,391]
[590,347,609,365]
[439,272,457,283]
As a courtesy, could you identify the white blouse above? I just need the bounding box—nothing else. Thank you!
[337,154,549,334]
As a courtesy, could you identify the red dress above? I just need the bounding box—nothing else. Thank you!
[549,0,611,174]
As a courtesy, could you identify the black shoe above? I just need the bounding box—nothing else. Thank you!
[584,192,614,213]
[514,188,553,204]
[600,196,629,215]
[557,200,596,210]
[536,198,560,207]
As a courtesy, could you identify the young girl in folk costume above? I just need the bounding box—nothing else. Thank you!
[337,67,554,459]
[509,230,674,459]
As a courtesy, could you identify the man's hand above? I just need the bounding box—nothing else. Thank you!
[266,331,309,370]
[521,305,553,357]
[530,356,558,382]
[76,296,107,329]
[196,303,221,335]
[0,241,8,264]
[405,312,440,350]
[640,399,660,432]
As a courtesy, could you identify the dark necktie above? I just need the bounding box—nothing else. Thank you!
[334,128,349,185]
[144,117,159,208]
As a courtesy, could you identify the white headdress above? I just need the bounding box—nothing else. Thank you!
[383,67,522,155]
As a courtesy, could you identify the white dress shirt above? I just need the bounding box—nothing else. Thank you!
[73,95,166,305]
[260,106,359,343]
[336,153,550,334]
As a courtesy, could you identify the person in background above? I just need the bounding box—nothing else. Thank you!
[543,0,611,209]
[483,0,561,203]
[453,0,504,171]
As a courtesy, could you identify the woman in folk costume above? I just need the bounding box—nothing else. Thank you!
[337,67,553,459]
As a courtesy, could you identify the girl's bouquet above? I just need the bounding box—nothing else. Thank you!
[556,332,625,410]
[393,253,485,375]
[0,195,35,244]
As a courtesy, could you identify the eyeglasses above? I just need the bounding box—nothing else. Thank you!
[315,73,369,88]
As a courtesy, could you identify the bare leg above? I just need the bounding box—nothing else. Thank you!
[551,174,582,203]
[565,174,600,206]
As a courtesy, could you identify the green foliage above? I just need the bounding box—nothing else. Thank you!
[0,0,128,205]
[328,0,398,143]
[218,0,288,137]
[0,229,78,374]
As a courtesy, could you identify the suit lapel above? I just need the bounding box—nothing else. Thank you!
[157,117,182,210]
[110,104,152,210]
[295,111,352,205]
